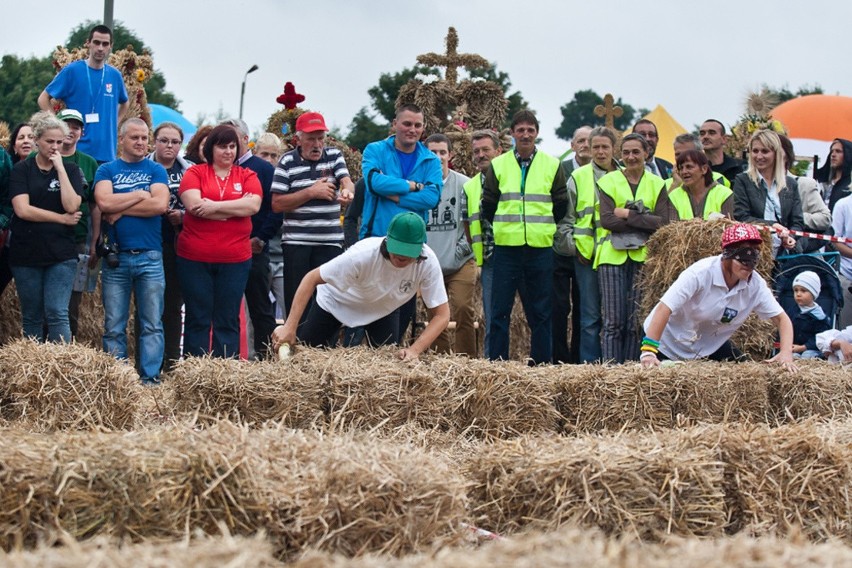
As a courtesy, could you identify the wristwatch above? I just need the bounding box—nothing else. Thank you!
[414,182,424,192]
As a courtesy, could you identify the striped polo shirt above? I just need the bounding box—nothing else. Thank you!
[271,147,350,246]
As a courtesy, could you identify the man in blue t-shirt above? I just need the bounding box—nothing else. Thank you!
[94,118,169,385]
[38,24,129,163]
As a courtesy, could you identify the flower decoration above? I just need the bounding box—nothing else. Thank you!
[725,90,788,159]
[276,82,305,110]
[136,69,145,82]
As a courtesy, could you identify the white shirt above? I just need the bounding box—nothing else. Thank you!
[832,194,852,280]
[643,255,783,360]
[317,237,448,327]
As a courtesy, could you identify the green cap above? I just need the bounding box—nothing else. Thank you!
[386,212,426,258]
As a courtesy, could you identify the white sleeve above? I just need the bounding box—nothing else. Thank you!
[319,249,361,290]
[418,254,448,309]
[658,267,700,314]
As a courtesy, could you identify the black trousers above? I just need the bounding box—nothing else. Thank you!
[244,250,278,358]
[300,303,398,348]
[552,253,580,364]
[282,244,342,328]
[659,340,747,362]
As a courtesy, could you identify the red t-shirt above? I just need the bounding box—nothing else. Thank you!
[177,164,262,263]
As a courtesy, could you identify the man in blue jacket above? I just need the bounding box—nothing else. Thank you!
[360,103,442,341]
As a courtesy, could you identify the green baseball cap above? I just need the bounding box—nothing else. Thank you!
[386,212,426,258]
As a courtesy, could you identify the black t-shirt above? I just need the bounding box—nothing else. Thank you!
[8,157,85,266]
[162,161,187,243]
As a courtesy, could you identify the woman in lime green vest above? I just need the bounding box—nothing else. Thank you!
[595,133,671,363]
[669,149,733,220]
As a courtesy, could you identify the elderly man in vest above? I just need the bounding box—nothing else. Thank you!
[481,110,569,364]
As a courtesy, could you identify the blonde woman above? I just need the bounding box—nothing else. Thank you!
[732,129,803,255]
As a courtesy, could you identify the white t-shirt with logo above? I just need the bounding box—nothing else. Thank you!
[317,237,448,327]
[643,254,782,360]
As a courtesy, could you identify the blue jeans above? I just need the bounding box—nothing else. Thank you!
[488,245,553,365]
[102,251,165,379]
[177,257,251,358]
[574,257,602,363]
[12,259,76,342]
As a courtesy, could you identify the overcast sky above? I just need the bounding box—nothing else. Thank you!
[3,0,848,156]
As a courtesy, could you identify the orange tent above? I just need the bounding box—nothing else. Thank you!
[771,95,852,142]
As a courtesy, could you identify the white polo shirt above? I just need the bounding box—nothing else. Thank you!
[317,237,448,327]
[643,255,782,360]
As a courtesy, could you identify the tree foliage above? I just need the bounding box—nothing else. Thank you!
[345,107,389,152]
[555,89,643,141]
[66,20,181,110]
[760,83,823,104]
[0,54,55,126]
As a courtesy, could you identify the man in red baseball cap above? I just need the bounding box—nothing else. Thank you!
[270,111,354,323]
[640,223,796,371]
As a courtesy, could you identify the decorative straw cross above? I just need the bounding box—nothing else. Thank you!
[594,93,624,130]
[416,27,489,85]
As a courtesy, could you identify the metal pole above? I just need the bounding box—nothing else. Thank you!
[239,65,258,120]
[103,0,114,29]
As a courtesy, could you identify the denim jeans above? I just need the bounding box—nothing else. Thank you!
[177,257,251,358]
[574,256,602,363]
[12,259,77,342]
[480,259,494,358]
[102,251,165,379]
[488,245,553,365]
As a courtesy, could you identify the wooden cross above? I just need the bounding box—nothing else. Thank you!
[417,27,489,85]
[594,93,624,130]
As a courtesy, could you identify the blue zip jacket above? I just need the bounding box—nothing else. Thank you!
[360,136,442,238]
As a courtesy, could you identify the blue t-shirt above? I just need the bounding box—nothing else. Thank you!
[396,148,417,180]
[94,159,168,251]
[46,60,129,163]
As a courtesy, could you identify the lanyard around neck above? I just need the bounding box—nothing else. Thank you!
[86,64,105,114]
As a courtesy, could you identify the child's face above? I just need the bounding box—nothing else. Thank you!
[793,285,815,306]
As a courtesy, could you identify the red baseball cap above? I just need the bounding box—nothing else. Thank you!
[295,112,328,133]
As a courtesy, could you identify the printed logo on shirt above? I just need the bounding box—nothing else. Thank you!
[720,307,739,324]
[233,183,243,193]
[106,83,113,94]
[427,196,458,232]
[112,172,153,193]
[48,179,61,192]
[399,280,413,294]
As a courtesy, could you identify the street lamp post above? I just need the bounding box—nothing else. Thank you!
[239,64,259,120]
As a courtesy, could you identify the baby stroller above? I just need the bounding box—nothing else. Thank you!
[773,253,844,329]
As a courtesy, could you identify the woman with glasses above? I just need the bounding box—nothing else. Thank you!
[148,122,192,371]
[641,223,796,371]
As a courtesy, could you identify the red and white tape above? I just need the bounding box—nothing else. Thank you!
[756,224,852,245]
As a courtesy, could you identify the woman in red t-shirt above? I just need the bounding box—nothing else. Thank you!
[177,124,261,358]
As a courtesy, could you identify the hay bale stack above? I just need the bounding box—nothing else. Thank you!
[0,533,281,567]
[292,526,852,568]
[711,421,852,540]
[168,356,324,427]
[639,218,776,359]
[555,362,771,433]
[0,422,467,559]
[289,347,451,432]
[465,430,728,539]
[768,359,852,421]
[0,340,140,431]
[425,357,561,440]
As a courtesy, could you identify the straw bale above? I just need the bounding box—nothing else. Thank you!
[0,533,281,567]
[708,420,852,540]
[168,356,324,427]
[639,218,776,359]
[424,357,561,440]
[465,430,728,539]
[289,347,451,432]
[0,340,140,431]
[768,359,852,422]
[292,526,852,568]
[0,422,467,559]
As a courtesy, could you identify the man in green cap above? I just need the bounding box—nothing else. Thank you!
[272,212,449,360]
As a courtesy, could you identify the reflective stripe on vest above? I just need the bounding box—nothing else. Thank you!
[491,151,560,248]
[464,176,484,265]
[594,170,665,268]
[669,183,733,220]
[570,164,600,260]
